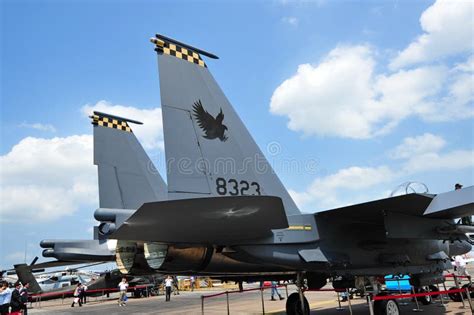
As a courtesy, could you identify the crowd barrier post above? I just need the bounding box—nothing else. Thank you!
[396,277,408,306]
[260,287,265,314]
[436,284,447,308]
[465,287,474,311]
[226,291,230,315]
[61,293,64,304]
[453,274,466,308]
[411,286,423,312]
[335,291,343,311]
[345,289,353,315]
[285,284,288,298]
[367,295,375,315]
[201,295,205,315]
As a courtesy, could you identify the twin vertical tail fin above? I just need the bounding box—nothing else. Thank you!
[91,111,167,210]
[152,34,300,216]
[13,264,42,294]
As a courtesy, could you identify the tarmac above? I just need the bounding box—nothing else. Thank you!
[28,283,473,315]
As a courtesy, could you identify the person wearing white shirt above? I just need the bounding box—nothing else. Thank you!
[165,276,173,302]
[118,278,129,306]
[0,281,13,315]
[455,255,469,277]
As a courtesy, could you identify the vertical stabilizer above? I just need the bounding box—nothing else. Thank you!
[151,35,300,216]
[13,264,42,293]
[91,112,167,209]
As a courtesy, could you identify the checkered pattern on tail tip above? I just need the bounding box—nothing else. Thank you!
[91,114,132,133]
[155,40,206,68]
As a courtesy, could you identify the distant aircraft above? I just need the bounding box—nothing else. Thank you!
[41,34,474,315]
[13,262,122,300]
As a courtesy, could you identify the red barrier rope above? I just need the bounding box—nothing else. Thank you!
[202,285,291,299]
[31,284,152,299]
[372,287,470,301]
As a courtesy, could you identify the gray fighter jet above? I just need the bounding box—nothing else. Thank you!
[43,35,474,315]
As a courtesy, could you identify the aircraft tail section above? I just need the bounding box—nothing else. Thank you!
[13,264,42,293]
[91,111,167,209]
[152,34,300,216]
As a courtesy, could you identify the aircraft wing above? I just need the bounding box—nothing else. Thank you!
[315,186,474,240]
[316,186,473,220]
[423,186,474,219]
[111,196,288,244]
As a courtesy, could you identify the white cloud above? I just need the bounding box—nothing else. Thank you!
[281,16,299,26]
[0,135,97,222]
[271,0,473,140]
[403,150,474,174]
[390,0,474,69]
[19,122,56,132]
[389,133,446,159]
[270,45,457,139]
[81,100,164,151]
[292,165,395,210]
[390,133,473,173]
[291,134,473,211]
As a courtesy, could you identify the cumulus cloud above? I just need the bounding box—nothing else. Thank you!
[19,122,56,132]
[81,100,164,151]
[0,135,97,222]
[389,133,446,159]
[292,134,473,211]
[291,165,395,211]
[390,0,474,69]
[270,45,459,139]
[271,0,473,139]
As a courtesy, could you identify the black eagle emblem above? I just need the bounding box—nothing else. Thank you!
[192,100,228,142]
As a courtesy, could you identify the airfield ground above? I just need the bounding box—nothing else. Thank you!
[28,283,472,315]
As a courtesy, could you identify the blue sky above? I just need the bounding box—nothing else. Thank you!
[1,0,473,269]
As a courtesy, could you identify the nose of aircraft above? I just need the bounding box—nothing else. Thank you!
[449,240,472,256]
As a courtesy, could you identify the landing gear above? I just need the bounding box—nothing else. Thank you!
[414,287,432,305]
[286,292,309,315]
[374,299,400,315]
[286,272,310,315]
[448,286,463,302]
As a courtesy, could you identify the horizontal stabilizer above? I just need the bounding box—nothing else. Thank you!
[423,186,474,219]
[111,196,288,244]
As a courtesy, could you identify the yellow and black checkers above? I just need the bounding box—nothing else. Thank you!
[153,38,206,68]
[91,114,132,133]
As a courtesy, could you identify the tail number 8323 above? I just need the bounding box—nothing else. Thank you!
[215,178,261,196]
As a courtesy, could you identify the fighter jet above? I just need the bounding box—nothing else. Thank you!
[44,34,474,315]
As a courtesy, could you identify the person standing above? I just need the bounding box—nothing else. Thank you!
[71,283,82,307]
[9,282,22,314]
[19,283,29,315]
[79,284,87,305]
[165,276,173,301]
[270,281,284,301]
[0,282,13,315]
[118,278,129,307]
[172,276,180,295]
[190,276,195,292]
[454,255,469,277]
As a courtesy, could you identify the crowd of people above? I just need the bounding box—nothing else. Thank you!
[0,281,29,315]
